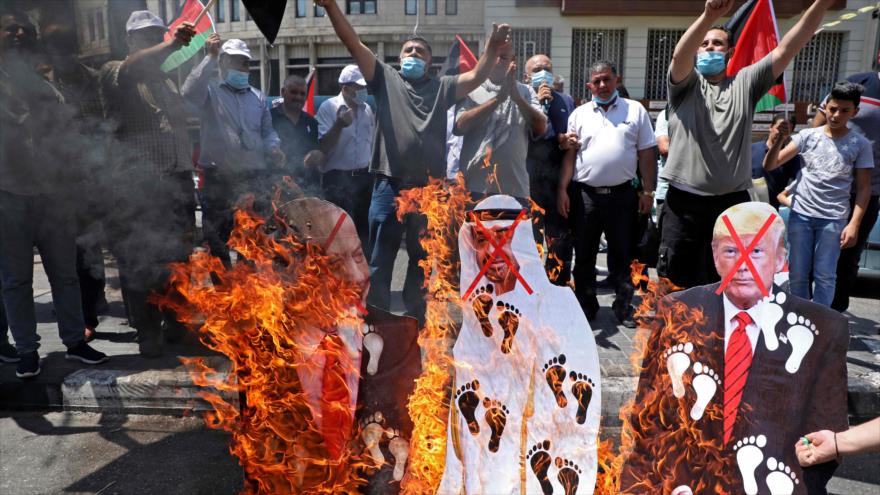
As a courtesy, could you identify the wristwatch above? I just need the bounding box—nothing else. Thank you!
[640,190,656,198]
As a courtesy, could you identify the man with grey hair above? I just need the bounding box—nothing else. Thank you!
[182,34,285,265]
[558,60,656,326]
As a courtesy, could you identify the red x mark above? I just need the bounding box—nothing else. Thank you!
[715,214,776,297]
[321,212,369,316]
[462,209,533,301]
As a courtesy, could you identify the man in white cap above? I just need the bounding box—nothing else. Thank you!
[315,64,375,249]
[99,10,196,357]
[182,35,285,266]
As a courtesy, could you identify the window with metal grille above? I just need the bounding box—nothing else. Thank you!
[570,29,626,101]
[644,29,684,100]
[512,28,552,80]
[791,31,844,103]
[446,0,457,15]
[347,0,377,14]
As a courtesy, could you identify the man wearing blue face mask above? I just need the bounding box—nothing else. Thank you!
[182,36,285,266]
[315,0,511,323]
[659,0,837,289]
[315,65,376,250]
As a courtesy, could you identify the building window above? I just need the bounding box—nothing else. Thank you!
[295,0,306,17]
[644,29,684,100]
[87,13,96,42]
[347,0,377,14]
[96,11,105,40]
[216,0,225,22]
[159,0,168,22]
[512,28,552,81]
[791,31,844,103]
[570,28,626,101]
[425,0,437,15]
[445,0,457,15]
[315,4,326,17]
[406,0,417,15]
[231,0,241,21]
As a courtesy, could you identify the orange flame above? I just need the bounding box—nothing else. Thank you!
[394,175,471,494]
[595,262,736,494]
[157,208,373,494]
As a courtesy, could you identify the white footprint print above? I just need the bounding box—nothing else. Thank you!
[664,342,694,399]
[783,312,818,374]
[362,325,384,376]
[765,457,799,495]
[734,434,767,495]
[689,362,720,421]
[754,292,786,351]
[360,412,387,467]
[386,429,410,482]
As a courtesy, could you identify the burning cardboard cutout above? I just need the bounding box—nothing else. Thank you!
[441,195,602,494]
[620,202,848,495]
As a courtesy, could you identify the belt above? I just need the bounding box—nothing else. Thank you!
[325,168,371,177]
[576,182,633,195]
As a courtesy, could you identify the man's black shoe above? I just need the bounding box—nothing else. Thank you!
[65,342,109,364]
[613,300,637,328]
[0,343,20,363]
[15,351,40,378]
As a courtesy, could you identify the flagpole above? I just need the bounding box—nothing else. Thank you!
[194,0,217,26]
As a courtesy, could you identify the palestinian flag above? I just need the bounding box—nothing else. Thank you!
[441,35,478,76]
[304,69,316,116]
[161,0,215,72]
[725,0,787,112]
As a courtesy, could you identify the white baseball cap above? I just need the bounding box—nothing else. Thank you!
[125,11,168,33]
[221,39,252,60]
[338,65,366,86]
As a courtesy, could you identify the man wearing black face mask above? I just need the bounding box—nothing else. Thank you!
[315,0,511,323]
[659,0,836,289]
[100,11,197,357]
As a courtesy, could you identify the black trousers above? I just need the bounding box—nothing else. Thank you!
[658,186,750,288]
[832,194,880,311]
[322,168,373,256]
[202,169,274,266]
[570,182,638,308]
[528,139,573,286]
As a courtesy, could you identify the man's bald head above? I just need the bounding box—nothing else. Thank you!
[525,54,552,75]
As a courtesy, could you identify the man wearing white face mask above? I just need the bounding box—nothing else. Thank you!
[315,65,376,250]
[659,0,837,290]
[315,0,511,323]
[182,36,284,266]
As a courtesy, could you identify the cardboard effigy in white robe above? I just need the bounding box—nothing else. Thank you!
[440,195,602,495]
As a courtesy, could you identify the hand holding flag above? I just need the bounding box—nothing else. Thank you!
[161,0,217,72]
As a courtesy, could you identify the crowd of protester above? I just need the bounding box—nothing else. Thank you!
[1,0,877,390]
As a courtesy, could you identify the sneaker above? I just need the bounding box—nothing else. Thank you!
[0,343,20,363]
[65,341,109,364]
[15,351,40,378]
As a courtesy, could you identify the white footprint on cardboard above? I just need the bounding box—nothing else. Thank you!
[754,292,786,351]
[387,429,410,482]
[363,325,384,376]
[783,312,817,374]
[689,362,720,421]
[734,434,767,495]
[664,342,694,399]
[765,457,799,495]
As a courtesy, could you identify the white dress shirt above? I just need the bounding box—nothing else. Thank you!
[722,294,763,353]
[315,93,375,173]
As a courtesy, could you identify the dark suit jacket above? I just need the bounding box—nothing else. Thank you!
[620,284,848,495]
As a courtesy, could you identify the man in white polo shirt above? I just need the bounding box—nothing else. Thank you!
[558,61,656,326]
[316,65,375,249]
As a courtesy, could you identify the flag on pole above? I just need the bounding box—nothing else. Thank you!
[304,69,317,115]
[441,35,478,76]
[161,0,216,72]
[725,0,787,112]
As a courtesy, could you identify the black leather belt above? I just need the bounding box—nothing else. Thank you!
[576,182,633,195]
[325,168,370,177]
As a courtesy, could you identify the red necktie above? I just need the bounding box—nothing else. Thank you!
[319,333,352,458]
[723,311,754,444]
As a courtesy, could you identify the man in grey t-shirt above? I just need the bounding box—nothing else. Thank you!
[658,0,837,289]
[316,0,511,322]
[455,43,547,203]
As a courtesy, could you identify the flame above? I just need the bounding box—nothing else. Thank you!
[394,175,471,494]
[528,198,546,260]
[595,262,736,494]
[157,208,373,494]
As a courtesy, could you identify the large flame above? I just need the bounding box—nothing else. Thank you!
[595,262,736,494]
[158,207,373,494]
[394,175,471,494]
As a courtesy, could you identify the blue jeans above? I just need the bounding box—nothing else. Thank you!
[366,177,427,323]
[0,190,86,353]
[788,210,846,307]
